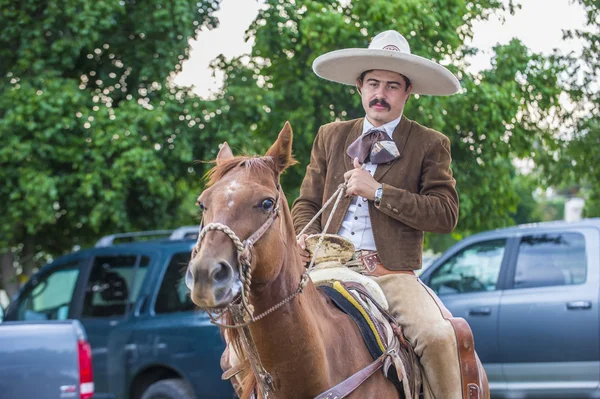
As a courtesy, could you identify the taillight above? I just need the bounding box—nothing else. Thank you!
[77,339,94,399]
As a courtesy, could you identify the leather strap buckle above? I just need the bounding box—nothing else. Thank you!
[360,252,379,273]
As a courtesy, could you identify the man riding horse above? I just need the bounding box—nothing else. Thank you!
[292,30,487,398]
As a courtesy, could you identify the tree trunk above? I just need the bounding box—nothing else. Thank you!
[21,236,36,279]
[1,252,18,299]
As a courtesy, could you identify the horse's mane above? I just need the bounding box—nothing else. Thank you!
[223,312,260,399]
[204,156,276,187]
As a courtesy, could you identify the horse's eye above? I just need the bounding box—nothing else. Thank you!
[259,198,274,211]
[196,201,205,211]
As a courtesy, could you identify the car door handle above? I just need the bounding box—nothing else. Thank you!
[566,301,592,310]
[468,307,491,316]
[124,343,137,351]
[124,343,138,364]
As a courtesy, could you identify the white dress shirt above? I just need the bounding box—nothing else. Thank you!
[337,115,402,251]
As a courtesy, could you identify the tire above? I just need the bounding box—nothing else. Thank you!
[140,378,196,399]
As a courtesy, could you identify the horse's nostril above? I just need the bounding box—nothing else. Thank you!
[212,261,232,283]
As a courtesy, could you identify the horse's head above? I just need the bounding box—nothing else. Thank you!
[187,122,297,308]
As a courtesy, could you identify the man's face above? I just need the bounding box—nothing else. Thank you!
[356,70,412,127]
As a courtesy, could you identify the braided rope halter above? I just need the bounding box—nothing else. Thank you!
[190,181,314,331]
[190,182,302,397]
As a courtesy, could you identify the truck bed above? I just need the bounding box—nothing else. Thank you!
[0,320,91,399]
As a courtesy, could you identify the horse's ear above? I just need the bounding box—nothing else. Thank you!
[216,142,234,165]
[265,121,297,174]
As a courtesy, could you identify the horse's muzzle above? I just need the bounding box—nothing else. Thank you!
[186,258,241,308]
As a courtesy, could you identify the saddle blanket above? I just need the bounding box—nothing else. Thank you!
[309,266,389,310]
[317,280,421,398]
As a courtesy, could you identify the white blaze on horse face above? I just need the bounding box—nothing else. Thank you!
[225,180,241,208]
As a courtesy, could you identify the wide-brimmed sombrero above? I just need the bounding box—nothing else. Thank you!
[312,30,460,96]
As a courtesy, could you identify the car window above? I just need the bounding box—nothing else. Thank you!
[514,232,587,289]
[81,255,149,318]
[429,239,506,295]
[16,259,86,321]
[155,252,195,314]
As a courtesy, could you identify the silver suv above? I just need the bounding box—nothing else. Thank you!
[419,218,600,398]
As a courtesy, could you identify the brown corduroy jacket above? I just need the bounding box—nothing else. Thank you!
[291,116,459,271]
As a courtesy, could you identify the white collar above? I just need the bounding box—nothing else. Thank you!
[362,114,402,138]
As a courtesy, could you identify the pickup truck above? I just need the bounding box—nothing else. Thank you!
[0,320,94,399]
[3,227,233,399]
[419,218,600,398]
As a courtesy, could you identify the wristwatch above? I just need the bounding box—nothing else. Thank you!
[374,185,383,206]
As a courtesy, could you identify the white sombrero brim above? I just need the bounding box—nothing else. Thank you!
[313,49,461,96]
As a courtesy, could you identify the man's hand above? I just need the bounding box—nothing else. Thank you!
[297,233,311,265]
[344,157,380,200]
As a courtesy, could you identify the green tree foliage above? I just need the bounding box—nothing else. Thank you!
[3,0,596,295]
[511,174,543,225]
[558,118,600,217]
[548,0,600,216]
[0,0,222,292]
[203,0,568,237]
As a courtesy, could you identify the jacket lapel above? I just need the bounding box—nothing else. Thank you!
[373,116,412,181]
[343,119,365,172]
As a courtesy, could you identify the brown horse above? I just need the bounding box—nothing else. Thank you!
[187,122,400,398]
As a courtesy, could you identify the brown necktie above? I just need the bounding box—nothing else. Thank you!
[346,128,401,164]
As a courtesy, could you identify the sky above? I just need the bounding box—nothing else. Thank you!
[174,0,588,98]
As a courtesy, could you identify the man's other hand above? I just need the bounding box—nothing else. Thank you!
[297,233,311,265]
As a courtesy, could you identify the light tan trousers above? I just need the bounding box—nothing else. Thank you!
[371,273,463,399]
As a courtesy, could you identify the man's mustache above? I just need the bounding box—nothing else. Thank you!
[369,98,391,110]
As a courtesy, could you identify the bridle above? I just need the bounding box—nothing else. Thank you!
[190,182,311,329]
